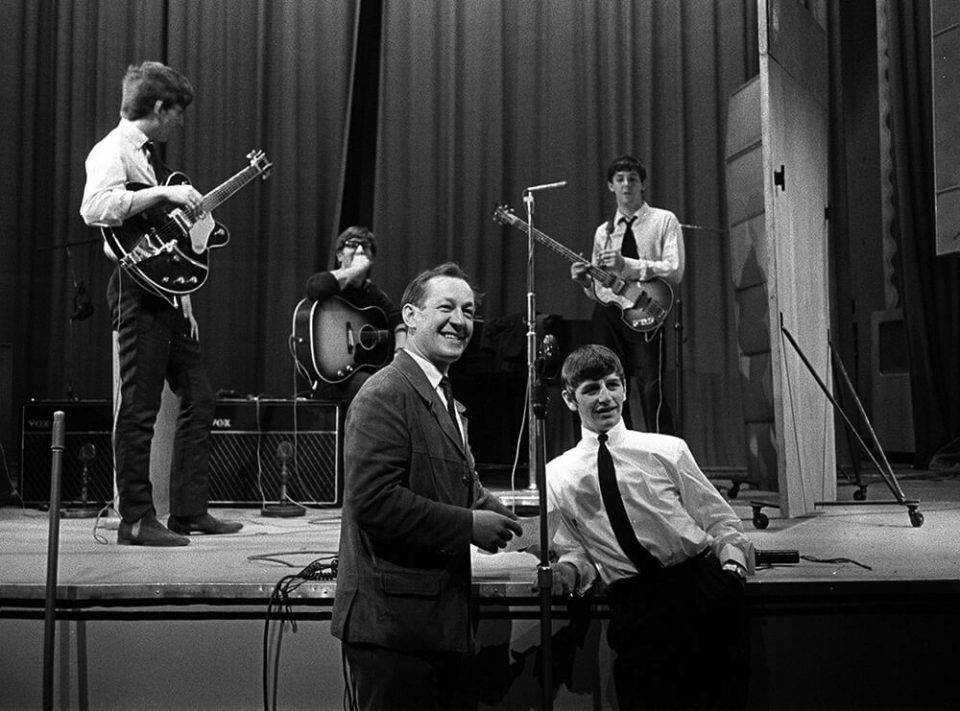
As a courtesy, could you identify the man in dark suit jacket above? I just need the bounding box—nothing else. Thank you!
[331,262,522,710]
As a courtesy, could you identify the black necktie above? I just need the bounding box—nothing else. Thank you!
[620,216,638,259]
[439,377,460,434]
[144,141,170,182]
[597,433,660,575]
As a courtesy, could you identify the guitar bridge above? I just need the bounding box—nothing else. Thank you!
[345,321,355,353]
[119,234,176,267]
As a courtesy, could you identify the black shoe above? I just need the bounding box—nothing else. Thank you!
[167,513,243,535]
[118,514,190,547]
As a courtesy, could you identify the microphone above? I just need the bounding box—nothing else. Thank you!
[524,181,568,193]
[276,441,293,461]
[536,334,560,380]
[70,282,94,321]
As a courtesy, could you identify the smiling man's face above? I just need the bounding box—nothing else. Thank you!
[402,276,475,371]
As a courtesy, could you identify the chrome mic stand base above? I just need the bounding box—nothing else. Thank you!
[261,502,305,518]
[60,504,101,519]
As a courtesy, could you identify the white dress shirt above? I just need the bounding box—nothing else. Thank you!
[591,201,685,284]
[546,420,753,592]
[80,119,158,228]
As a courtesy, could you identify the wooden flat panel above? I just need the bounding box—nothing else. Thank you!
[726,149,766,231]
[736,284,772,356]
[935,189,960,255]
[766,0,828,107]
[739,352,775,423]
[870,309,914,453]
[744,420,779,490]
[726,73,776,490]
[725,77,762,158]
[932,3,960,254]
[760,0,835,515]
[728,213,768,291]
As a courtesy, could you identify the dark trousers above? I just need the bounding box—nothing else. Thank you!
[108,270,215,522]
[342,641,467,711]
[606,552,750,711]
[593,303,675,435]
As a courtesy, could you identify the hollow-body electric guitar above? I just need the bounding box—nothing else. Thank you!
[492,203,674,333]
[291,296,393,385]
[101,149,272,305]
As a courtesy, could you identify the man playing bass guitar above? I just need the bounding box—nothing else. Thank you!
[80,61,241,546]
[571,154,684,435]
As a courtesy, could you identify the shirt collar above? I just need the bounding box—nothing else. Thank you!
[581,418,628,448]
[403,348,446,391]
[117,118,152,152]
[616,201,649,223]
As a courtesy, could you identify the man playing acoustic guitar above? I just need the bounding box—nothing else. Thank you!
[80,61,241,546]
[302,226,406,403]
[571,154,685,435]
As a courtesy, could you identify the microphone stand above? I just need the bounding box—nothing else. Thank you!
[523,188,554,711]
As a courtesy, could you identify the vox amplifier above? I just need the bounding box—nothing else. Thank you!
[209,398,342,506]
[20,400,114,506]
[20,398,343,508]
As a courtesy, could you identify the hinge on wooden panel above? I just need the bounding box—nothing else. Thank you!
[773,165,785,191]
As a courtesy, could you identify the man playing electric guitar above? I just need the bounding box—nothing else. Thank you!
[80,61,241,546]
[301,226,406,403]
[571,154,685,435]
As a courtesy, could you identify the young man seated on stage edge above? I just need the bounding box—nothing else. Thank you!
[546,344,754,710]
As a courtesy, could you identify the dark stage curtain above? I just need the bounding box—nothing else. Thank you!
[886,0,960,466]
[373,0,758,465]
[0,0,759,474]
[0,0,359,421]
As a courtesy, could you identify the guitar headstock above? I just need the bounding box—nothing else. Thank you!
[246,149,273,180]
[492,203,519,226]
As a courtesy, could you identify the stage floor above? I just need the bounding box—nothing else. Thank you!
[3,468,960,613]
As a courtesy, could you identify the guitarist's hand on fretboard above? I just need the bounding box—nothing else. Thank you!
[571,261,593,286]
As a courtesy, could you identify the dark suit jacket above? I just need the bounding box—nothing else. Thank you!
[331,350,497,653]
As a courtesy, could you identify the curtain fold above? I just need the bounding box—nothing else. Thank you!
[0,0,359,425]
[374,0,758,465]
[887,0,960,466]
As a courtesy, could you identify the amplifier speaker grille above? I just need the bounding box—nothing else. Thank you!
[209,399,341,506]
[20,399,342,508]
[20,401,115,506]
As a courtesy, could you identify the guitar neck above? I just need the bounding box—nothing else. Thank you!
[499,213,616,288]
[197,164,263,214]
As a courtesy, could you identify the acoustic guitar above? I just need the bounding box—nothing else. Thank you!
[291,296,393,384]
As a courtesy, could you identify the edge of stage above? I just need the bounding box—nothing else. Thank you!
[4,476,960,611]
[3,474,960,709]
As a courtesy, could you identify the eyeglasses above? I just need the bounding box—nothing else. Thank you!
[343,238,372,250]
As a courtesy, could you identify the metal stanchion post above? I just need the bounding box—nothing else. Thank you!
[43,410,66,711]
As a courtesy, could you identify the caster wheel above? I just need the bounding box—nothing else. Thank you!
[728,481,741,500]
[909,509,924,528]
[853,487,867,501]
[752,510,769,530]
